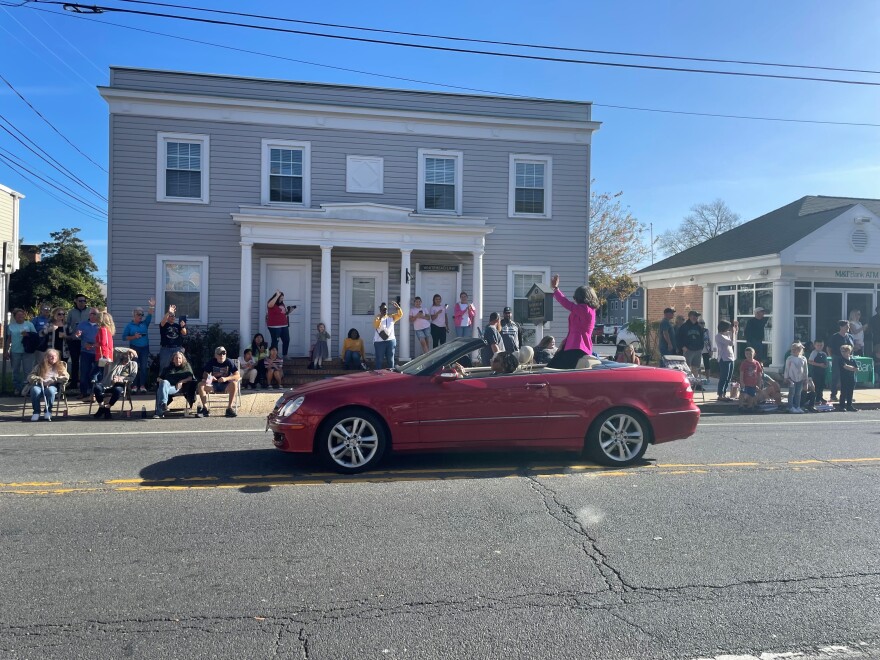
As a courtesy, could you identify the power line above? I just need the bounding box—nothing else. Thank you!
[0,143,106,211]
[33,7,106,77]
[0,73,108,173]
[0,151,107,217]
[35,6,880,129]
[0,113,107,202]
[0,156,105,221]
[36,1,880,88]
[111,0,880,77]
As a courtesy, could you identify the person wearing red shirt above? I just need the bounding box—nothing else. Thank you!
[266,290,296,358]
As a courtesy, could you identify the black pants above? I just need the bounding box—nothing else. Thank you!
[547,349,587,369]
[431,324,447,348]
[839,377,855,409]
[67,339,81,386]
[93,383,124,406]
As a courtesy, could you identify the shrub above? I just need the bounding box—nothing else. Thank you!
[183,322,241,368]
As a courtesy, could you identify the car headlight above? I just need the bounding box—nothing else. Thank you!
[277,396,305,418]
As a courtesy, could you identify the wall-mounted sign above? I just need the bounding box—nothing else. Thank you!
[834,269,880,280]
[526,282,554,325]
[419,264,460,272]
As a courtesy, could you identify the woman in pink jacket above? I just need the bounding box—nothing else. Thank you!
[547,274,600,369]
[453,291,476,338]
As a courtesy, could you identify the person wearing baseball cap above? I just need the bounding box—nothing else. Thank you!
[500,306,522,353]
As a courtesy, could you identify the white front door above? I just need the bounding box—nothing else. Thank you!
[417,268,461,338]
[340,261,388,356]
[260,259,311,357]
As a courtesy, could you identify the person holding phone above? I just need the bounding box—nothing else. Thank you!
[429,294,449,348]
[373,301,403,370]
[159,304,187,371]
[267,290,296,358]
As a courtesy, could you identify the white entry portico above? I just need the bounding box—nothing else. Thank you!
[233,202,493,361]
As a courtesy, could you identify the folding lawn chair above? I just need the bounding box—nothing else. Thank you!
[659,354,705,402]
[204,358,242,416]
[21,383,70,420]
[89,381,135,418]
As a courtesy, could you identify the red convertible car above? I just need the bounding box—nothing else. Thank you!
[267,338,699,473]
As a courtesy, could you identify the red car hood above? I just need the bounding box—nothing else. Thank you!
[279,369,410,400]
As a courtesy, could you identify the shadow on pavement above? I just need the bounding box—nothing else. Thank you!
[138,448,652,492]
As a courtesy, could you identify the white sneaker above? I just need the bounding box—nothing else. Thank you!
[30,413,39,422]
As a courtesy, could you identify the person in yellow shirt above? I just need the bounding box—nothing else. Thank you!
[373,301,403,370]
[341,328,367,370]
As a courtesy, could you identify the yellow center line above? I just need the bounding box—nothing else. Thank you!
[4,456,880,496]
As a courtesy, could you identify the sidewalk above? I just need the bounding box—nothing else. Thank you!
[5,383,878,420]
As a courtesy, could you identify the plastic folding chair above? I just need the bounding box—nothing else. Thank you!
[89,381,135,418]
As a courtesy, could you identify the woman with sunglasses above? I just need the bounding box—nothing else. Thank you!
[123,298,156,393]
[39,308,70,365]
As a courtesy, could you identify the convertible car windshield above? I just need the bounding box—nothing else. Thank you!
[397,338,485,376]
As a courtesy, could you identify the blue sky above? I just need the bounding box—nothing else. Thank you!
[1,0,878,278]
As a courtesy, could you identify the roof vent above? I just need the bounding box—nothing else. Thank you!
[851,228,869,252]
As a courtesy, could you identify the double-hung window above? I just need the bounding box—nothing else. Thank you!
[157,132,210,203]
[417,149,462,214]
[507,266,551,325]
[156,255,209,324]
[509,155,552,218]
[261,139,311,206]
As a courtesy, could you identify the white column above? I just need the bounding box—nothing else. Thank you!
[771,279,794,373]
[399,249,412,361]
[702,284,714,345]
[472,248,484,337]
[320,245,332,357]
[239,241,253,350]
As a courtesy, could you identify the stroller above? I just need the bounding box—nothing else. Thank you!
[659,354,705,402]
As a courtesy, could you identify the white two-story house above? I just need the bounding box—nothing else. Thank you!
[100,68,599,360]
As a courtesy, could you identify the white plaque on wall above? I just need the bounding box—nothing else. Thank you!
[346,156,384,194]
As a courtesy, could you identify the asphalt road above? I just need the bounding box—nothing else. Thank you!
[2,412,879,660]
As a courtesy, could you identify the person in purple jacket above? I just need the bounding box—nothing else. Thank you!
[546,273,600,369]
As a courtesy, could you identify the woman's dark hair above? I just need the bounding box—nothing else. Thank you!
[573,285,600,309]
[251,333,267,353]
[616,340,627,349]
[536,335,555,350]
[269,292,284,306]
[347,328,360,340]
[492,351,520,374]
[717,320,732,332]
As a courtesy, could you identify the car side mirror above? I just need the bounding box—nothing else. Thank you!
[433,370,459,383]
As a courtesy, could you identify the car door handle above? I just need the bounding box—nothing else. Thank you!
[525,383,547,389]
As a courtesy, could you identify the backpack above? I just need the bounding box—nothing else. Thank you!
[22,333,39,354]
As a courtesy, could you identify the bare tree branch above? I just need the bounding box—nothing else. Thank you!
[656,199,741,258]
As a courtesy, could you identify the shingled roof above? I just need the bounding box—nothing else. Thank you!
[638,195,880,274]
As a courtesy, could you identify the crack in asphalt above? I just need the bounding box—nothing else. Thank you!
[298,627,310,660]
[525,475,632,594]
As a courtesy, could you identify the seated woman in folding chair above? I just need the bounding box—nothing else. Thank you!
[195,346,240,418]
[154,351,196,418]
[92,348,138,419]
[27,349,69,422]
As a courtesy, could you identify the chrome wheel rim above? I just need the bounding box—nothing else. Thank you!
[597,413,645,463]
[327,416,380,469]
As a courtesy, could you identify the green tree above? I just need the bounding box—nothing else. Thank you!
[587,186,649,306]
[9,228,105,311]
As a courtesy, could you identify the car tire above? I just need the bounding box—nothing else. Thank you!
[585,408,650,467]
[318,409,388,474]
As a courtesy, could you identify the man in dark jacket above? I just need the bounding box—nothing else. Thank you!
[745,307,769,363]
[676,310,705,379]
[827,320,855,402]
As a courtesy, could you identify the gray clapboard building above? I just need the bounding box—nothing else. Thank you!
[100,68,599,360]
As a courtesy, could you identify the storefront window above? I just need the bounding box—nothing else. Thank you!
[755,289,773,313]
[793,317,811,343]
[794,289,811,315]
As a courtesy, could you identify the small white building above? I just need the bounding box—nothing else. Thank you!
[0,183,24,332]
[637,196,880,371]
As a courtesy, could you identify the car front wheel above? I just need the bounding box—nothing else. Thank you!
[586,409,650,467]
[319,410,388,473]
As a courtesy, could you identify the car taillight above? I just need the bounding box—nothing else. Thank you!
[676,380,695,401]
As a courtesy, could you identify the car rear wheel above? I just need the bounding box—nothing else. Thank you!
[319,410,387,473]
[586,409,650,467]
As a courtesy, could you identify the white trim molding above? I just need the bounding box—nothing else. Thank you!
[101,88,600,145]
[156,131,210,204]
[417,148,463,216]
[156,254,209,324]
[261,138,311,207]
[508,154,552,219]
